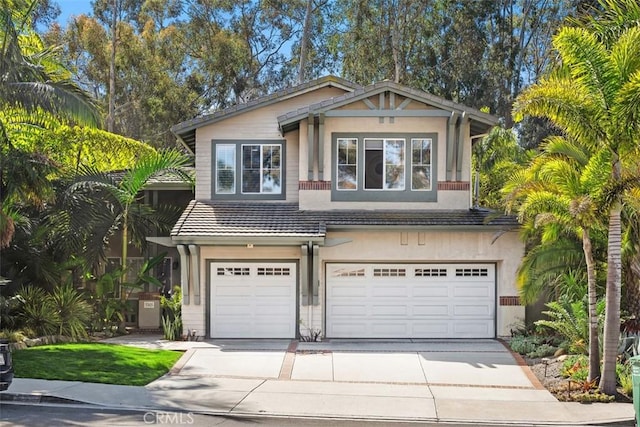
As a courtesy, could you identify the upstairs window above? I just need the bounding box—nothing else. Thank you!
[337,138,358,190]
[242,144,281,194]
[212,140,285,200]
[332,133,437,202]
[411,138,432,191]
[364,138,405,190]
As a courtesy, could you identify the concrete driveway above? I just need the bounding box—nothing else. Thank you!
[167,339,538,389]
[22,336,632,424]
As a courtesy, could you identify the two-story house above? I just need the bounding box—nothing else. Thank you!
[170,76,524,340]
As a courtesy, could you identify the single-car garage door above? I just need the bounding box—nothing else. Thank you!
[210,262,296,338]
[326,263,495,338]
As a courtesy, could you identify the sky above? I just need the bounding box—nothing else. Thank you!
[54,0,93,26]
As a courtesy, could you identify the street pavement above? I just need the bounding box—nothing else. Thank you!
[1,336,635,426]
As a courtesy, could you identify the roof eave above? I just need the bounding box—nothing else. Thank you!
[171,235,325,246]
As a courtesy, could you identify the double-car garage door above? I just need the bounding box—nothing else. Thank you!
[326,263,496,339]
[210,262,495,339]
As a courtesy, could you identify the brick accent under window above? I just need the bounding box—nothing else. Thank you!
[499,296,521,306]
[437,181,470,191]
[299,181,331,190]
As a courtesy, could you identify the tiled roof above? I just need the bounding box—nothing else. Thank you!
[171,201,519,240]
[171,201,325,238]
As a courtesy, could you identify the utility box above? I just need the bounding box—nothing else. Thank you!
[138,293,161,329]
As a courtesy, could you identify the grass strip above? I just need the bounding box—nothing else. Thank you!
[13,343,182,386]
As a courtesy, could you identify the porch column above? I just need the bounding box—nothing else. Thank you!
[176,245,190,305]
[188,244,200,305]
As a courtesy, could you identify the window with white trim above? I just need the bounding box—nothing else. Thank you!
[411,138,432,190]
[332,133,437,202]
[212,140,285,200]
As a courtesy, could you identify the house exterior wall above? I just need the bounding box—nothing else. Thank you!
[181,230,524,339]
[194,87,346,201]
[317,229,524,337]
[182,245,302,337]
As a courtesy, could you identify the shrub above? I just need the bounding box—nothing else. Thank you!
[535,298,605,355]
[618,362,632,396]
[50,283,91,339]
[561,355,589,381]
[509,334,558,358]
[160,286,182,340]
[16,286,58,336]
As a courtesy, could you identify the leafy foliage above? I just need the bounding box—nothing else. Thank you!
[160,286,182,340]
[536,299,605,355]
[49,282,91,339]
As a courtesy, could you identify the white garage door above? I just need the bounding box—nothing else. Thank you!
[210,262,296,338]
[326,263,495,338]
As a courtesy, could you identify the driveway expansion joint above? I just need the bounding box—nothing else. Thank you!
[277,340,298,380]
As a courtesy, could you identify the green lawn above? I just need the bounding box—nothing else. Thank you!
[12,343,183,386]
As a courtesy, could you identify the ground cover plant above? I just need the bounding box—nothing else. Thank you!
[12,343,182,386]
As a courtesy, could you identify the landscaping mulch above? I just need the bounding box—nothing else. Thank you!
[526,356,632,403]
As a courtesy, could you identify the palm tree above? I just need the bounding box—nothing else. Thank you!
[504,136,610,381]
[513,14,640,393]
[0,0,99,248]
[65,150,193,303]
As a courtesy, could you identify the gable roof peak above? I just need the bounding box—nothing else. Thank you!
[171,75,360,153]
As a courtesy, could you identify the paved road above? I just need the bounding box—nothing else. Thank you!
[0,403,522,427]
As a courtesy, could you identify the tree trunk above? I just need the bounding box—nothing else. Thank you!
[297,0,313,85]
[107,0,117,132]
[599,201,622,395]
[582,229,600,382]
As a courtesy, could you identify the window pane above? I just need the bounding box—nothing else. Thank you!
[337,138,358,190]
[412,139,431,190]
[261,145,281,194]
[216,145,235,194]
[384,139,405,190]
[242,144,282,194]
[242,145,261,193]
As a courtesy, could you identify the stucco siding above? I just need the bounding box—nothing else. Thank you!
[318,230,524,337]
[194,87,345,200]
[182,304,206,338]
[298,190,470,210]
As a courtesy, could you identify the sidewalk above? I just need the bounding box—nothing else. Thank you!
[1,337,635,426]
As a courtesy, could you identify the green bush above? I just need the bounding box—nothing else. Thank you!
[535,298,605,355]
[160,286,182,340]
[618,362,632,396]
[50,283,91,339]
[17,286,58,336]
[561,355,589,381]
[509,334,557,358]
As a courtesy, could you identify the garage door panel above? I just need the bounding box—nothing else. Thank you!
[413,286,449,297]
[371,323,409,335]
[330,304,367,316]
[215,285,252,296]
[453,303,492,316]
[326,263,495,339]
[215,304,253,316]
[210,262,296,339]
[330,286,367,297]
[412,304,449,316]
[453,321,492,336]
[452,285,492,298]
[254,285,294,297]
[412,322,450,336]
[372,286,408,297]
[371,304,408,316]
